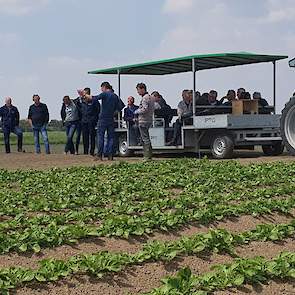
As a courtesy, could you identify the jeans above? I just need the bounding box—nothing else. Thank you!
[138,123,152,145]
[65,122,78,154]
[3,126,23,153]
[75,121,82,153]
[97,120,115,157]
[33,125,50,154]
[82,121,96,155]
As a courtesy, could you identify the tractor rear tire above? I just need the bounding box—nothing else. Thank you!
[281,97,295,155]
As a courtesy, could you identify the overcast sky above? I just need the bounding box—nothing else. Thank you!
[0,0,294,119]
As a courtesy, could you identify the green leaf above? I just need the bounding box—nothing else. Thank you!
[232,274,245,286]
[19,244,28,252]
[32,244,41,253]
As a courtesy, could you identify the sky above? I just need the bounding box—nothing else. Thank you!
[0,0,294,119]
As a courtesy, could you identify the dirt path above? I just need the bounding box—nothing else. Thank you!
[1,152,295,170]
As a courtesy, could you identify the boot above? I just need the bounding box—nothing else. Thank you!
[5,144,10,154]
[143,144,152,161]
[147,143,153,160]
[17,137,23,152]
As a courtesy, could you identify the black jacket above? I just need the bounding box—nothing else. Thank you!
[0,105,20,129]
[28,103,49,127]
[77,98,100,124]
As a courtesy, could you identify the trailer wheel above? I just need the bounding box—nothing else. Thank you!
[281,97,295,155]
[211,134,234,159]
[262,142,284,156]
[118,136,133,157]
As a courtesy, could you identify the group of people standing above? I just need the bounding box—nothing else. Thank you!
[63,82,154,161]
[0,81,156,161]
[0,94,50,154]
[0,83,274,161]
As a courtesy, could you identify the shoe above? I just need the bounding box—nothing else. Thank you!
[108,155,114,161]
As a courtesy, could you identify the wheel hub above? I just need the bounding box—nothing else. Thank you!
[213,138,226,156]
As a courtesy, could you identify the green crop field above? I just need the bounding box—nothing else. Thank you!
[0,159,295,294]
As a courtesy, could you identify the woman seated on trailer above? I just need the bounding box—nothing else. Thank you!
[151,91,173,127]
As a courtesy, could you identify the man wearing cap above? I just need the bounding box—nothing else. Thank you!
[0,97,23,153]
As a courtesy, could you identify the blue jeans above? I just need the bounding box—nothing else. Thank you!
[75,121,82,153]
[33,125,50,154]
[97,120,114,156]
[65,122,78,154]
[3,126,23,153]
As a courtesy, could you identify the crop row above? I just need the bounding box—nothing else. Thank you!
[0,219,295,293]
[1,193,295,254]
[1,160,295,216]
[146,251,295,294]
[0,179,294,235]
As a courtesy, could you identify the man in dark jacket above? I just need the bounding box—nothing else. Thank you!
[73,87,90,155]
[79,88,100,155]
[28,94,50,154]
[0,97,23,153]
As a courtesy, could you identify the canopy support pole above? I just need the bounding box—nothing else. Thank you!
[192,58,201,159]
[192,58,196,115]
[117,69,121,127]
[273,61,276,114]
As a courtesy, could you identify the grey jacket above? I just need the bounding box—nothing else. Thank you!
[177,100,193,119]
[62,100,79,123]
[135,93,155,125]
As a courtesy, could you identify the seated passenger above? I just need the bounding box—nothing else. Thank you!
[208,90,222,105]
[196,92,209,105]
[239,91,251,100]
[253,92,268,106]
[253,92,270,114]
[123,96,139,145]
[222,90,236,106]
[167,90,192,146]
[237,87,246,99]
[151,91,173,127]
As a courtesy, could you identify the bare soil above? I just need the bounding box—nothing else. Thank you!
[0,151,295,171]
[16,238,295,295]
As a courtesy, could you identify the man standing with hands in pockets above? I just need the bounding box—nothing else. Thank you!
[134,83,154,161]
[28,94,50,154]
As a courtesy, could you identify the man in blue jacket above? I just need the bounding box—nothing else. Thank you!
[81,82,124,161]
[0,97,23,153]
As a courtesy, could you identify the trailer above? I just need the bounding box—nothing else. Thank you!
[88,52,289,159]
